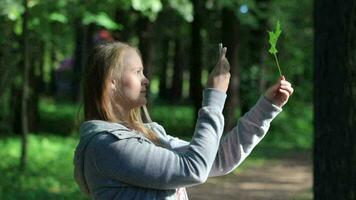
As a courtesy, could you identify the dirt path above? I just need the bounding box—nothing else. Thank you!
[187,151,312,200]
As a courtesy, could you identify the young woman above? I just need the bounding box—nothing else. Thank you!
[73,42,293,200]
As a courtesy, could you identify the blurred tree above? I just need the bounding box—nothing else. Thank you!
[221,6,241,132]
[190,0,204,116]
[171,38,184,99]
[20,0,29,169]
[154,0,192,102]
[314,0,356,199]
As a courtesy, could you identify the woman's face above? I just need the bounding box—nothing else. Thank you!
[114,48,149,109]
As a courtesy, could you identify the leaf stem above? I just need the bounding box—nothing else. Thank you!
[273,53,282,76]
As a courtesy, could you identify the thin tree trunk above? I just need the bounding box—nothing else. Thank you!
[190,0,203,117]
[28,56,37,132]
[255,0,270,93]
[158,38,170,99]
[222,7,240,133]
[170,38,184,101]
[49,45,57,96]
[20,0,30,170]
[72,18,86,102]
[313,0,356,199]
[137,17,154,106]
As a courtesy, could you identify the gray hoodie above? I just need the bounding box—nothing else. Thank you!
[73,89,281,200]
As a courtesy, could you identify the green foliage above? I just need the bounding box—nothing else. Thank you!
[83,11,122,30]
[132,0,162,21]
[0,0,23,21]
[49,12,68,24]
[262,100,313,150]
[167,0,193,22]
[38,98,80,136]
[150,104,195,137]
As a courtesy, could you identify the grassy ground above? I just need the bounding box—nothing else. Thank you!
[0,134,87,200]
[0,98,313,199]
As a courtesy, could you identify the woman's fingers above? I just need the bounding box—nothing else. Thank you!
[278,89,290,101]
[281,80,291,87]
[221,47,227,59]
[215,43,229,73]
[279,85,294,95]
[218,43,223,58]
[221,57,230,72]
[218,43,227,60]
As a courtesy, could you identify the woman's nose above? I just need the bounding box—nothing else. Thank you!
[143,76,149,86]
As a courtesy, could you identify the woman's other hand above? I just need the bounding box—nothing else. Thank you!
[206,43,231,93]
[264,76,294,107]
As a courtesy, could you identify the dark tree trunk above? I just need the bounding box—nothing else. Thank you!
[72,18,87,102]
[137,17,154,105]
[221,7,240,133]
[20,0,30,170]
[71,20,95,103]
[114,8,131,41]
[49,44,57,96]
[38,42,45,94]
[254,0,270,93]
[11,83,22,135]
[28,56,37,132]
[313,0,356,199]
[158,38,170,99]
[190,0,203,117]
[170,38,184,101]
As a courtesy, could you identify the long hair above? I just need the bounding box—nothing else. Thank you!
[83,42,160,145]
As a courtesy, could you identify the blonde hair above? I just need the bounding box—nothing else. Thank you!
[83,42,160,145]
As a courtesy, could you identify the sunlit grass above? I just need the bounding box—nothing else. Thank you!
[0,134,87,200]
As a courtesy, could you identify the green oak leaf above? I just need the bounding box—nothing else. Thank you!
[268,20,282,54]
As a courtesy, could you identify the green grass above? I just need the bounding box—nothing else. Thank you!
[0,134,87,200]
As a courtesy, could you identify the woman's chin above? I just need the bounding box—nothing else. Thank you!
[139,97,147,105]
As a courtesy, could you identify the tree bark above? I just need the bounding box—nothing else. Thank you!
[254,0,270,93]
[20,0,30,170]
[313,0,356,199]
[170,38,184,101]
[222,7,240,133]
[158,38,170,99]
[190,0,203,117]
[137,17,154,106]
[72,18,87,102]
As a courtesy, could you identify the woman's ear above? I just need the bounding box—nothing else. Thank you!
[111,79,117,92]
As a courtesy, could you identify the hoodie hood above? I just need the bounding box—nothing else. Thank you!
[73,120,131,196]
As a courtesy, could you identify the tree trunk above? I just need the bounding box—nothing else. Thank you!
[28,55,37,132]
[313,0,356,199]
[190,0,203,117]
[49,44,57,96]
[114,8,131,41]
[158,38,170,99]
[254,0,270,93]
[222,7,240,133]
[72,18,87,102]
[20,0,30,170]
[137,17,154,106]
[170,38,184,101]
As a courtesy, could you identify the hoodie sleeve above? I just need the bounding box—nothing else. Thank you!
[208,95,282,177]
[92,88,226,190]
[159,95,282,177]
